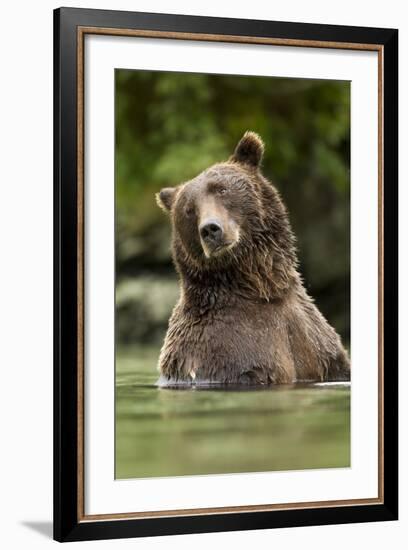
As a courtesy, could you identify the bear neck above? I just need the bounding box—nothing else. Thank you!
[173,241,299,312]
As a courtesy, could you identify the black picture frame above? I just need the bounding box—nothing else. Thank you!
[54,7,398,542]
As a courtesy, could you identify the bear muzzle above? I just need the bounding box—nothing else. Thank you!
[199,218,238,258]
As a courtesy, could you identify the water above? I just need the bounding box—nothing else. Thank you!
[115,346,350,479]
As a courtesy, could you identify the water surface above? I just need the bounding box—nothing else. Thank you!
[115,346,350,479]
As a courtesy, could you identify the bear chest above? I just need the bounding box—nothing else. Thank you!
[174,301,290,382]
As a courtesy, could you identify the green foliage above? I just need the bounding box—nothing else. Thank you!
[115,70,350,344]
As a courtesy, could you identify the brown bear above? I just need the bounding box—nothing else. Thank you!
[156,131,350,385]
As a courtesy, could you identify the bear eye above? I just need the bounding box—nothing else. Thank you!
[217,187,227,196]
[185,205,195,217]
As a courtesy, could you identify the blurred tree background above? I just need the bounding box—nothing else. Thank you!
[115,70,350,352]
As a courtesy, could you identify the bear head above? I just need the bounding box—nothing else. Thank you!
[156,131,298,301]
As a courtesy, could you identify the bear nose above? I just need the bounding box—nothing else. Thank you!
[199,220,223,242]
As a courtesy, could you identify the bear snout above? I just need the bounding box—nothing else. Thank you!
[199,219,234,258]
[199,215,239,258]
[199,220,223,243]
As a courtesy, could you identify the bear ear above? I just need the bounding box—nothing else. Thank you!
[156,187,177,213]
[231,131,264,168]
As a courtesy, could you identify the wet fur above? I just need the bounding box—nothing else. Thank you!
[157,133,350,385]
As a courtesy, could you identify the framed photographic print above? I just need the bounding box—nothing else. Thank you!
[53,7,398,542]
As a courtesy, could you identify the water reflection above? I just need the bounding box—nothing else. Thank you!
[115,347,350,480]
